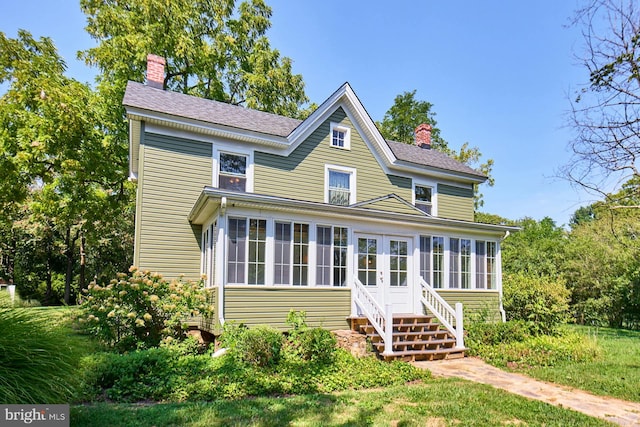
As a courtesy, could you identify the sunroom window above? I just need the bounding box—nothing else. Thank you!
[316,225,348,287]
[421,235,444,288]
[219,153,247,191]
[274,222,309,286]
[476,240,497,289]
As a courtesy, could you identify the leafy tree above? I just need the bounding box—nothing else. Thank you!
[563,0,640,203]
[562,183,640,328]
[377,90,494,207]
[501,217,567,278]
[0,31,129,304]
[79,0,309,118]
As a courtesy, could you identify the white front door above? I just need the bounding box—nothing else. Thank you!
[355,234,414,313]
[385,236,413,313]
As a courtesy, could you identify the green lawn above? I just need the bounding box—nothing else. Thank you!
[521,326,640,402]
[72,379,612,427]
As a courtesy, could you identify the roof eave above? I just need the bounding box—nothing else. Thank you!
[189,188,518,235]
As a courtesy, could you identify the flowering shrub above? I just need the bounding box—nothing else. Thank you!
[80,268,213,352]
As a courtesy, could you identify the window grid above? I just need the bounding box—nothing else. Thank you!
[419,236,431,284]
[247,219,266,285]
[333,227,348,287]
[389,240,408,287]
[332,129,345,147]
[293,223,309,286]
[461,239,471,289]
[357,237,377,286]
[316,226,332,286]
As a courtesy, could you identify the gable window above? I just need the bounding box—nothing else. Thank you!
[330,122,351,150]
[219,152,247,191]
[325,165,356,206]
[317,225,348,287]
[414,185,433,215]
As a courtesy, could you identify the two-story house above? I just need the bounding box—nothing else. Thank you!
[123,54,515,359]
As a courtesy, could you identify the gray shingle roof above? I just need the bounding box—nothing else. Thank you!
[387,140,486,179]
[123,81,486,179]
[123,81,302,138]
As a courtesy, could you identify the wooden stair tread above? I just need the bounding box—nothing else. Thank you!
[373,339,455,348]
[385,348,466,357]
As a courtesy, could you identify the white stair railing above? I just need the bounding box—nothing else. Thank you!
[419,278,464,349]
[352,277,394,356]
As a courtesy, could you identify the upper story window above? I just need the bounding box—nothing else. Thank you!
[415,185,433,215]
[219,152,247,191]
[330,122,351,150]
[325,165,356,206]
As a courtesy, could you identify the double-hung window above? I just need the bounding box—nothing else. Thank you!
[326,166,356,206]
[414,185,433,214]
[316,226,348,286]
[219,153,247,191]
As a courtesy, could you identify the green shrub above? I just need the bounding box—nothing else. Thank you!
[503,272,569,335]
[230,325,284,368]
[80,268,213,352]
[285,310,337,364]
[0,296,87,403]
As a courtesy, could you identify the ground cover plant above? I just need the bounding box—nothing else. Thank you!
[521,326,640,403]
[80,311,427,403]
[72,380,612,427]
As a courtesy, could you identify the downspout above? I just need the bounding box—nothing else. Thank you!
[217,197,227,327]
[498,230,510,322]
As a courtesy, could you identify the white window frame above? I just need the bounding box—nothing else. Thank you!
[329,122,351,150]
[324,164,357,205]
[213,147,254,192]
[412,181,436,215]
[273,220,310,286]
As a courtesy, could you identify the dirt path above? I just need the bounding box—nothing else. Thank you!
[414,357,640,426]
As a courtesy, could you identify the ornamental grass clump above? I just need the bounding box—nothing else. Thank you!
[80,267,213,352]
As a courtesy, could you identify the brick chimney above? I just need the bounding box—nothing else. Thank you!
[146,54,165,89]
[415,123,432,149]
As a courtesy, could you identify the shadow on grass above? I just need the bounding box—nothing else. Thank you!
[73,393,374,427]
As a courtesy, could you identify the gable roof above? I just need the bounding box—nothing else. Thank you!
[123,81,301,138]
[387,140,485,178]
[123,81,486,182]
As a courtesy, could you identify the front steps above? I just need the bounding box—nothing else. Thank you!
[349,314,465,362]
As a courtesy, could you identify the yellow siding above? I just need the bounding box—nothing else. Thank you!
[436,290,502,322]
[225,287,352,330]
[437,184,474,221]
[136,132,212,279]
[254,108,412,204]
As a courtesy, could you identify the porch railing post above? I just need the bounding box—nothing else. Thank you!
[455,302,464,349]
[383,303,394,356]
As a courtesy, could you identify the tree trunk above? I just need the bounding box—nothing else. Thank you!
[64,227,80,305]
[44,243,53,305]
[79,233,86,291]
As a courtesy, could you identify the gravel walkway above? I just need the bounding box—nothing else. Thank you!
[414,357,640,426]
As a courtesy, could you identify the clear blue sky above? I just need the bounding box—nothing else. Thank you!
[1,0,595,226]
